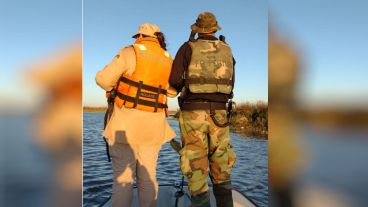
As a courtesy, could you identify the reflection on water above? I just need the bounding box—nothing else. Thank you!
[83,112,269,207]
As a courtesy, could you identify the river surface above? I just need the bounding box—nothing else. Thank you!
[2,113,367,206]
[83,112,269,207]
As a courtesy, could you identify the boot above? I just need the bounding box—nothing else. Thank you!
[213,182,233,207]
[191,191,211,207]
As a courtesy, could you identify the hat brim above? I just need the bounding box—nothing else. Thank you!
[191,23,221,33]
[131,33,157,39]
[132,33,140,38]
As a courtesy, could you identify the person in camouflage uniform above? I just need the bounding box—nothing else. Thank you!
[169,12,237,207]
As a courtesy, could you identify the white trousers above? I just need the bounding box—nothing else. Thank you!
[109,143,161,207]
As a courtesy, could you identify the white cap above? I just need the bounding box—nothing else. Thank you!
[132,23,160,38]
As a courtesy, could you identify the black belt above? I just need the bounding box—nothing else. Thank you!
[180,102,226,111]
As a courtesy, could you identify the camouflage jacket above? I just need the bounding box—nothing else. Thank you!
[169,35,235,103]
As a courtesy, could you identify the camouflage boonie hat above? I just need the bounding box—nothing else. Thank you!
[191,12,221,33]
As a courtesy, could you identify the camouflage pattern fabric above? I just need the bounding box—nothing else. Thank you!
[191,12,221,33]
[178,110,237,196]
[188,40,234,94]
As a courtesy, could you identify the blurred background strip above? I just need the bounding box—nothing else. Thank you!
[269,0,368,206]
[0,0,82,206]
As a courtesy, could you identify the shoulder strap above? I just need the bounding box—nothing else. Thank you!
[188,31,197,42]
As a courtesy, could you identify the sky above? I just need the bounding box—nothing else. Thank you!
[3,0,366,110]
[269,0,368,108]
[83,0,268,109]
[0,0,81,108]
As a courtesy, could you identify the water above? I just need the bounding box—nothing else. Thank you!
[297,126,368,206]
[3,113,367,206]
[1,114,52,207]
[83,112,269,207]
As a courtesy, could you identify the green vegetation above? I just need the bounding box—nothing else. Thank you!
[230,102,268,138]
[84,102,269,138]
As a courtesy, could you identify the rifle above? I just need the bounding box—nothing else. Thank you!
[219,35,226,43]
[102,89,116,162]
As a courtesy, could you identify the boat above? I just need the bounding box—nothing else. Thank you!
[100,184,258,207]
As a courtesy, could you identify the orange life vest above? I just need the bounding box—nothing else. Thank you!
[114,37,173,112]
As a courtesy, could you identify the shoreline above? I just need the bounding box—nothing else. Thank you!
[84,102,269,139]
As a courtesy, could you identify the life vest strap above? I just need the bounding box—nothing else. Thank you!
[120,76,167,95]
[186,77,232,85]
[154,85,162,112]
[133,81,143,108]
[116,92,168,109]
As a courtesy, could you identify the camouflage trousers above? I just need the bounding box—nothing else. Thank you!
[179,110,237,196]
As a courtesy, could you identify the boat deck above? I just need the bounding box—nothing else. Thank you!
[101,185,257,207]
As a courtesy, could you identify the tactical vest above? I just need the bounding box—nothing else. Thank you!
[186,39,234,94]
[115,37,173,112]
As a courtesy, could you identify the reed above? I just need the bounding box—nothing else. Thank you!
[230,101,268,138]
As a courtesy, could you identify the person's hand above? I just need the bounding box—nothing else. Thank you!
[167,85,178,98]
